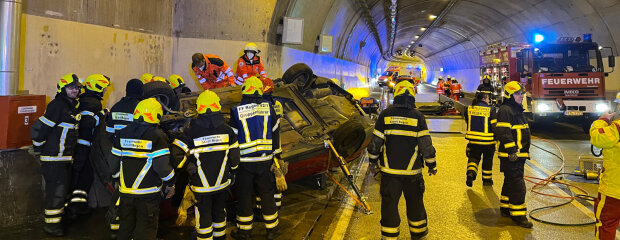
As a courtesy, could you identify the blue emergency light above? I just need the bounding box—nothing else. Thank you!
[583,33,592,42]
[534,34,544,43]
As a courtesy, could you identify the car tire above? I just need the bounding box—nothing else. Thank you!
[282,63,314,87]
[332,119,366,159]
[143,81,180,111]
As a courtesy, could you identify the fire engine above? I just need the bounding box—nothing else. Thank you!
[480,34,615,130]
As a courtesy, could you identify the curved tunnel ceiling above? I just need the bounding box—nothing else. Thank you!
[353,0,619,70]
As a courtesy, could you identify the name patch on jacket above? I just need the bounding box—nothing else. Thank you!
[120,139,153,150]
[193,134,229,147]
[112,112,133,121]
[468,106,491,117]
[237,103,270,120]
[384,116,418,126]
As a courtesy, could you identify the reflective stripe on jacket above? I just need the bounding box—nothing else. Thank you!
[235,55,266,85]
[30,93,80,162]
[192,54,235,90]
[465,102,497,145]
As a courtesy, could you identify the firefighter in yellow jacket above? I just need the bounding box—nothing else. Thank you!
[590,92,620,240]
[367,81,437,240]
[465,92,497,187]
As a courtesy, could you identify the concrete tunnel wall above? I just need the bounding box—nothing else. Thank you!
[17,0,384,105]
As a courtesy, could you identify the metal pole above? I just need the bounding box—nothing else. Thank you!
[0,0,22,96]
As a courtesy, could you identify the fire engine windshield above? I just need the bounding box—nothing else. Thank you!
[533,43,602,73]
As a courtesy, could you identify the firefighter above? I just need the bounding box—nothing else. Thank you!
[496,81,533,228]
[465,92,497,187]
[191,53,236,90]
[106,79,143,136]
[230,77,282,239]
[104,78,143,237]
[236,42,267,85]
[29,73,82,236]
[171,90,240,240]
[168,74,191,94]
[450,79,462,101]
[436,77,445,95]
[477,75,494,95]
[140,73,154,84]
[367,80,437,240]
[444,76,452,97]
[69,74,110,217]
[590,92,620,240]
[109,98,176,240]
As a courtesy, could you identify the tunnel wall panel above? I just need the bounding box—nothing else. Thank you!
[20,15,173,106]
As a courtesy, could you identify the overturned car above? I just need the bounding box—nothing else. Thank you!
[144,63,374,182]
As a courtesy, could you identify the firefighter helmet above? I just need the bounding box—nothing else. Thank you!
[196,90,221,114]
[260,76,274,93]
[393,80,416,97]
[244,42,259,53]
[152,76,167,83]
[133,98,163,124]
[57,73,82,93]
[483,74,491,80]
[242,76,263,95]
[84,74,110,93]
[447,75,452,79]
[504,81,525,99]
[168,74,185,88]
[140,73,154,83]
[438,76,443,80]
[615,92,620,103]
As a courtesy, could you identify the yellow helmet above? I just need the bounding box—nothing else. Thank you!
[168,74,185,88]
[447,75,451,79]
[57,73,82,93]
[133,98,163,124]
[196,90,221,114]
[244,42,259,52]
[152,76,167,83]
[504,81,525,99]
[483,74,491,80]
[614,92,620,103]
[140,73,154,83]
[438,76,443,80]
[393,80,416,97]
[242,76,263,95]
[84,74,110,92]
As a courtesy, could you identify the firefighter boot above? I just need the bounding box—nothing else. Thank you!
[266,225,282,240]
[43,224,64,237]
[483,178,494,186]
[466,171,475,187]
[231,229,252,240]
[511,216,533,228]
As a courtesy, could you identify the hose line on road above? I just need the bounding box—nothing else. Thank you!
[525,136,596,226]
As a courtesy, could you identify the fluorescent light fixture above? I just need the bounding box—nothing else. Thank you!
[429,15,437,20]
[414,35,419,39]
[421,27,426,31]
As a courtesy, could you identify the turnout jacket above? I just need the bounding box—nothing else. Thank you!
[76,92,104,147]
[367,95,437,176]
[110,122,175,196]
[30,93,80,162]
[229,95,281,164]
[590,117,620,200]
[171,112,240,194]
[192,54,235,90]
[465,102,497,145]
[235,55,267,85]
[496,99,531,158]
[106,95,141,135]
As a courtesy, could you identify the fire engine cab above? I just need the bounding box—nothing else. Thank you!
[480,34,616,130]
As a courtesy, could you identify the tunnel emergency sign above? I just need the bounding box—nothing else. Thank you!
[237,103,270,120]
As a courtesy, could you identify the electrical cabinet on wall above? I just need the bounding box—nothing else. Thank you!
[0,95,46,149]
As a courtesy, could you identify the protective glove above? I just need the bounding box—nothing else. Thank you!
[369,162,380,176]
[164,186,175,199]
[28,145,41,157]
[508,153,519,162]
[428,167,438,176]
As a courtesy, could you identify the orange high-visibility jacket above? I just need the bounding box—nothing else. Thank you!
[451,83,462,93]
[437,80,445,94]
[192,54,235,90]
[235,55,266,85]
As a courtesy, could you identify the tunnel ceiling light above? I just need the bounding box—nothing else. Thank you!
[420,27,426,31]
[415,35,420,39]
[598,45,603,50]
[534,34,545,43]
[429,15,437,20]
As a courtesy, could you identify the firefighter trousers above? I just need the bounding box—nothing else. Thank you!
[70,145,94,212]
[594,193,620,240]
[106,188,120,236]
[41,162,71,229]
[499,158,527,217]
[380,174,428,240]
[236,163,279,233]
[466,143,495,181]
[195,191,229,240]
[117,195,160,240]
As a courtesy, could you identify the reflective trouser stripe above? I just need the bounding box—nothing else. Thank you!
[509,203,527,216]
[467,162,478,172]
[237,215,253,230]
